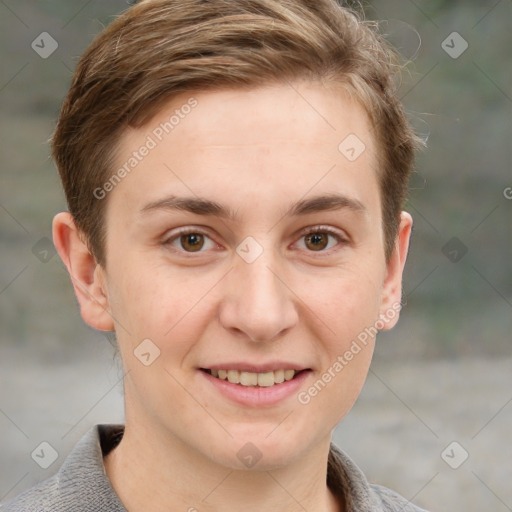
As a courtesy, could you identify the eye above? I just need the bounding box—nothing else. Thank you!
[165,229,217,253]
[295,226,346,252]
[163,226,347,255]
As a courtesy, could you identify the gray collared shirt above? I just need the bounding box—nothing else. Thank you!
[2,424,429,511]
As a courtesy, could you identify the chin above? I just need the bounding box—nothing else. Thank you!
[209,426,314,471]
[212,444,300,472]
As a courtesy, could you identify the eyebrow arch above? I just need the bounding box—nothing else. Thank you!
[140,196,238,220]
[288,194,366,216]
[140,193,366,220]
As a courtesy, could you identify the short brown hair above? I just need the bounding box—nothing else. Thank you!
[52,0,424,265]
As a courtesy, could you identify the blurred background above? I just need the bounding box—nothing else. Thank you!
[0,0,510,510]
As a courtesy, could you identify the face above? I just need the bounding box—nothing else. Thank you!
[57,80,411,470]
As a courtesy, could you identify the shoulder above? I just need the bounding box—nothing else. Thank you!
[1,475,61,512]
[1,474,59,512]
[370,483,430,512]
[328,443,430,512]
[1,424,126,512]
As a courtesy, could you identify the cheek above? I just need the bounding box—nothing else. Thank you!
[107,258,220,355]
[302,286,379,427]
[313,269,383,341]
[301,269,382,412]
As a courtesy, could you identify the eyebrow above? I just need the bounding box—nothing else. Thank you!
[140,193,366,220]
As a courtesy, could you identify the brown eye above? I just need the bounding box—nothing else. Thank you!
[296,227,345,253]
[166,229,217,254]
[304,232,329,251]
[180,233,205,252]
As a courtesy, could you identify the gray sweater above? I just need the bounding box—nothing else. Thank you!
[1,424,428,511]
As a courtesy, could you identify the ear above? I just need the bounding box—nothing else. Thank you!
[378,211,413,330]
[52,212,114,331]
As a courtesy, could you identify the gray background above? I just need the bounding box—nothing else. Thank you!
[1,1,511,510]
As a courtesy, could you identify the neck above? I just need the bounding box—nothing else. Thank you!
[103,422,343,512]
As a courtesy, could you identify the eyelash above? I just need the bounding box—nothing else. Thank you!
[163,225,348,255]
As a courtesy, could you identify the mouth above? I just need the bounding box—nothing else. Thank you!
[200,368,310,388]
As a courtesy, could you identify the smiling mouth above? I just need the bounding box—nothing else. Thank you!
[200,368,309,387]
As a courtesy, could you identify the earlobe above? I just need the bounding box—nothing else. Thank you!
[378,211,413,330]
[52,212,115,331]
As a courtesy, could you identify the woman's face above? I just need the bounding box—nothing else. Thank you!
[95,80,410,469]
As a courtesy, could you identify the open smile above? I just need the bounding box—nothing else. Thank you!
[201,368,309,387]
[199,367,312,407]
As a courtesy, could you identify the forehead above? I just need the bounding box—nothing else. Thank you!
[111,81,380,218]
[144,81,375,151]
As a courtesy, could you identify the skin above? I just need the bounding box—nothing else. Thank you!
[53,80,412,512]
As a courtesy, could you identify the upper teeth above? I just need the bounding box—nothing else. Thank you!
[211,369,296,387]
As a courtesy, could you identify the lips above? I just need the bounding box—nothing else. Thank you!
[199,365,312,407]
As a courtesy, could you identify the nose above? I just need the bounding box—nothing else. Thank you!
[218,251,298,343]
